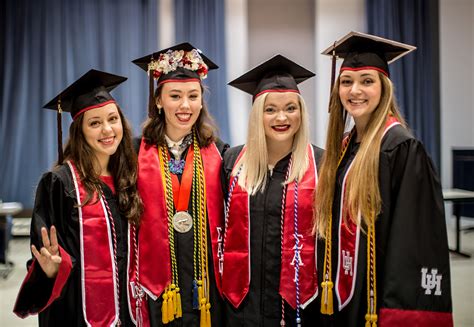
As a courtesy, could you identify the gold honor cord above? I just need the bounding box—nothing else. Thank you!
[159,130,211,326]
[192,132,212,327]
[365,216,377,327]
[321,130,354,315]
[159,145,182,323]
[320,130,379,326]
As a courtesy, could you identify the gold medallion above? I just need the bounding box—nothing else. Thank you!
[172,211,193,233]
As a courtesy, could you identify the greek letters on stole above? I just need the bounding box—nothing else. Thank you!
[222,145,318,309]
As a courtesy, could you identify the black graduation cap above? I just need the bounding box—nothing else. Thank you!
[43,69,127,119]
[321,31,416,78]
[228,54,315,101]
[132,42,218,85]
[43,69,127,164]
[133,42,218,117]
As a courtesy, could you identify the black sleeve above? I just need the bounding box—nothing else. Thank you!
[377,138,453,324]
[133,137,142,154]
[214,137,230,156]
[14,170,77,316]
[311,144,325,169]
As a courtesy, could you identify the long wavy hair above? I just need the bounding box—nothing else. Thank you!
[62,104,143,225]
[314,73,406,237]
[232,92,310,195]
[141,81,218,148]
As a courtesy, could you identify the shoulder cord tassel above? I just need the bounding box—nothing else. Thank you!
[320,280,334,314]
[159,144,182,324]
[131,224,145,327]
[176,286,182,318]
[365,213,377,327]
[320,131,353,315]
[167,286,175,322]
[206,302,212,327]
[162,288,169,324]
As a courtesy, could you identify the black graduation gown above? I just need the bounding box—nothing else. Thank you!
[143,139,228,327]
[315,125,453,326]
[222,144,324,327]
[14,165,133,326]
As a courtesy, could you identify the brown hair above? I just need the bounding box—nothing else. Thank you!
[141,82,217,147]
[62,105,143,224]
[314,73,406,237]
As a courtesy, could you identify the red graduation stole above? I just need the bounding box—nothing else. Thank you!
[335,116,401,310]
[135,138,224,298]
[67,161,119,326]
[222,145,318,309]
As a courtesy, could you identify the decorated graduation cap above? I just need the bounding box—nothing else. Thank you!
[228,54,315,101]
[132,42,218,116]
[43,69,127,164]
[322,31,416,88]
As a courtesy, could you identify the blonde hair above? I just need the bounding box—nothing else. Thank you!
[232,92,310,195]
[314,73,406,237]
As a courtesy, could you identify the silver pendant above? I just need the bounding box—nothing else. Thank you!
[172,211,193,233]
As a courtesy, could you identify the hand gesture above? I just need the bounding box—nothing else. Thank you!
[31,226,62,278]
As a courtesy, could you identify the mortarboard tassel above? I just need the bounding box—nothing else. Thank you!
[328,42,337,113]
[148,69,156,118]
[57,100,64,164]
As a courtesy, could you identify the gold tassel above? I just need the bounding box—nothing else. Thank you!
[327,281,334,314]
[176,287,182,318]
[320,281,334,315]
[168,290,175,322]
[200,298,206,327]
[198,280,203,302]
[206,302,211,327]
[162,291,169,324]
[321,281,327,314]
[171,284,177,315]
[365,314,377,327]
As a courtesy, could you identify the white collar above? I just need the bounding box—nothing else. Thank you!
[164,134,185,148]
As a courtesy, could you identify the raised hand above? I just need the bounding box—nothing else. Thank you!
[31,226,62,278]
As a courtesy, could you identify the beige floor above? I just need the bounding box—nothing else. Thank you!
[1,218,473,326]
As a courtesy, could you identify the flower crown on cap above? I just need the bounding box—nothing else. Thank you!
[147,49,209,80]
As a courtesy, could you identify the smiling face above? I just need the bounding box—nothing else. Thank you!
[157,81,202,141]
[81,103,123,169]
[262,92,301,149]
[339,69,382,132]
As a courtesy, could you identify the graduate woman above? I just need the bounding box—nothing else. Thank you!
[221,55,324,326]
[314,32,453,326]
[131,43,228,326]
[14,70,143,326]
